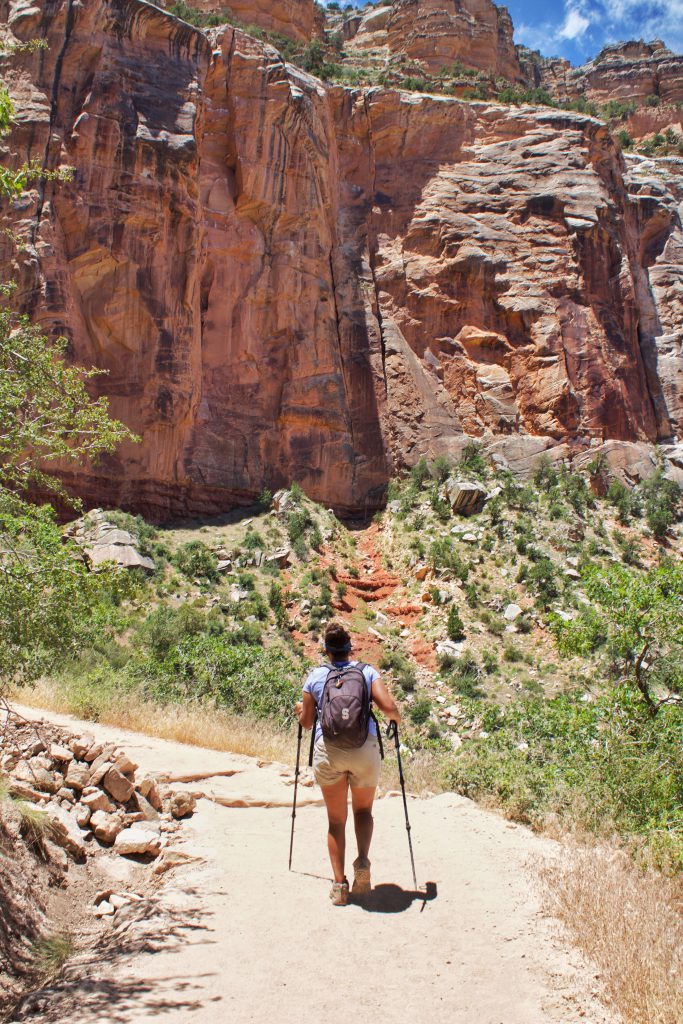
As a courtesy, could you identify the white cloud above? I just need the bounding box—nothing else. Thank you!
[558,8,591,40]
[515,0,683,57]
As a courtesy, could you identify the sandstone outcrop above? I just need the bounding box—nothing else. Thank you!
[1,0,681,516]
[344,0,523,80]
[176,0,317,42]
[527,39,683,138]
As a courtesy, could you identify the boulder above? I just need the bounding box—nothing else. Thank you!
[45,804,88,860]
[69,735,95,759]
[102,767,135,804]
[50,743,74,763]
[169,792,196,820]
[445,481,488,517]
[113,752,138,776]
[114,827,162,857]
[13,760,60,794]
[132,791,159,822]
[89,761,113,787]
[81,789,116,814]
[75,804,92,829]
[503,603,523,621]
[265,547,291,568]
[87,543,155,573]
[435,640,465,657]
[65,761,91,791]
[137,776,163,811]
[90,810,124,844]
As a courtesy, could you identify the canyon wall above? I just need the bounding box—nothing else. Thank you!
[171,0,318,42]
[385,0,522,79]
[1,0,682,516]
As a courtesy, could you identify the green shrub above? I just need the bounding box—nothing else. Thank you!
[379,649,417,691]
[601,99,636,121]
[446,605,465,641]
[640,470,681,540]
[533,454,559,490]
[645,93,661,107]
[458,441,488,479]
[616,128,634,150]
[410,458,430,488]
[137,604,209,659]
[409,695,432,725]
[496,85,555,107]
[431,455,451,482]
[138,637,300,721]
[446,687,683,868]
[244,529,264,551]
[445,654,484,698]
[172,541,218,581]
[527,556,560,607]
[166,1,234,28]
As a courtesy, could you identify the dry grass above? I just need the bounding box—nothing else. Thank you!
[543,843,683,1024]
[15,681,297,764]
[379,747,447,796]
[16,682,447,793]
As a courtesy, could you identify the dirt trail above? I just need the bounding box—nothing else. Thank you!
[12,706,613,1024]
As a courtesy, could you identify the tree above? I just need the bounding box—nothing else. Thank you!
[552,561,683,715]
[447,605,465,642]
[0,72,136,699]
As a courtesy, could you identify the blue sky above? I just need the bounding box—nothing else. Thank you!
[504,1,683,64]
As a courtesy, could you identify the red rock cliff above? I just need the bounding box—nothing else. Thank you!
[1,0,681,516]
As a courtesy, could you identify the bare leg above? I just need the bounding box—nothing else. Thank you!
[351,786,376,861]
[321,778,349,883]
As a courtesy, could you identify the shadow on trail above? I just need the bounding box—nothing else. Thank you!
[352,881,438,914]
[10,890,218,1023]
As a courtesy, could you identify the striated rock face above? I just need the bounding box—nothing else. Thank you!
[529,39,683,137]
[1,0,682,517]
[385,0,522,79]
[177,0,316,42]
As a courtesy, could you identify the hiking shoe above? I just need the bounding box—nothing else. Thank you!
[352,856,371,896]
[330,879,349,907]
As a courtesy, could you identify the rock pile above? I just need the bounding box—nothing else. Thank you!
[63,510,155,574]
[1,714,195,870]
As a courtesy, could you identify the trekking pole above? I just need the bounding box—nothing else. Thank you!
[288,722,303,871]
[387,720,418,890]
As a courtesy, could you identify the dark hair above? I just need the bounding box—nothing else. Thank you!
[324,621,352,656]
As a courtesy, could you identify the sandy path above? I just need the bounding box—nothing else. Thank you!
[11,706,613,1024]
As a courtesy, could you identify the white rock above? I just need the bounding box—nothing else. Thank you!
[94,901,115,917]
[108,893,131,910]
[435,640,465,657]
[503,603,523,621]
[114,827,162,857]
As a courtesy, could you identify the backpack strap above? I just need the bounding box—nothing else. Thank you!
[308,665,334,768]
[357,663,385,760]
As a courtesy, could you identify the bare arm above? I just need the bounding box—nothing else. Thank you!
[294,690,317,730]
[372,676,401,725]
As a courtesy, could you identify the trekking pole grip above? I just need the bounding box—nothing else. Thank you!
[386,720,398,742]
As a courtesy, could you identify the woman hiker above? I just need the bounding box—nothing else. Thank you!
[295,621,401,907]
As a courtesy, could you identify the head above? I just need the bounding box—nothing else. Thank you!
[324,621,352,661]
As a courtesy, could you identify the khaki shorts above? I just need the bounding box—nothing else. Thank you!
[313,735,381,790]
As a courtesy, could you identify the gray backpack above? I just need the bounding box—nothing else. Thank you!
[320,663,371,749]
